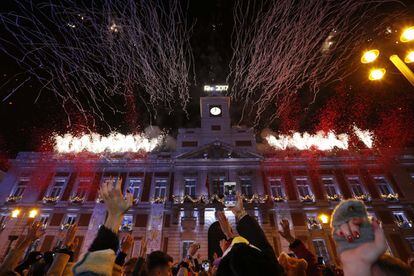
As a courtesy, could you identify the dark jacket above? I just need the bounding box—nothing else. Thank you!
[289,239,321,276]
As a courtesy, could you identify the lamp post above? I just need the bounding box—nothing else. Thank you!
[360,26,414,86]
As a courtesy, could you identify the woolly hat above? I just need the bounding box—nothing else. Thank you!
[331,199,374,254]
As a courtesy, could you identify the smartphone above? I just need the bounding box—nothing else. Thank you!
[201,261,210,271]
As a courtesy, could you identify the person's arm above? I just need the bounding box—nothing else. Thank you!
[89,178,133,253]
[47,224,78,276]
[115,235,133,266]
[279,219,318,273]
[0,221,43,275]
[132,239,148,275]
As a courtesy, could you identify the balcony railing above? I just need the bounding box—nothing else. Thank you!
[60,223,73,230]
[327,194,342,202]
[6,195,22,203]
[300,195,315,203]
[69,195,85,204]
[43,196,60,204]
[243,194,268,204]
[272,195,287,203]
[120,223,133,232]
[353,194,371,202]
[395,220,413,229]
[381,193,399,202]
[151,197,167,204]
[307,218,322,230]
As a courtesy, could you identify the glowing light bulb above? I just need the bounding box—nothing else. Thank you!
[318,214,329,224]
[400,26,414,43]
[28,209,38,218]
[404,51,414,63]
[369,68,386,81]
[11,209,21,218]
[361,50,379,64]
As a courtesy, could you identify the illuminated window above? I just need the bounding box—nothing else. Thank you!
[321,176,340,197]
[154,179,167,198]
[0,214,8,227]
[295,177,313,198]
[373,176,394,196]
[240,177,253,197]
[64,214,77,225]
[393,211,412,229]
[184,179,196,197]
[212,176,226,196]
[307,214,322,230]
[312,239,330,263]
[10,178,29,197]
[48,178,67,198]
[347,176,366,196]
[74,179,90,199]
[128,179,142,200]
[40,214,50,227]
[181,240,194,259]
[121,215,133,231]
[269,178,285,198]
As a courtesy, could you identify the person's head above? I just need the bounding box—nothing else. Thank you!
[217,243,283,275]
[371,254,412,276]
[123,257,138,276]
[147,251,173,276]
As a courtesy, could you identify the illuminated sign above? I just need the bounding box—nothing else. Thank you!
[203,85,229,92]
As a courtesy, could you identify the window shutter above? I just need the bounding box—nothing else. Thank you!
[78,213,92,227]
[135,214,148,227]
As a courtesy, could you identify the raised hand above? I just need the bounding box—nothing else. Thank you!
[63,223,78,249]
[139,239,147,258]
[278,219,295,244]
[216,211,235,240]
[99,177,133,232]
[187,242,200,257]
[120,234,134,254]
[15,221,44,249]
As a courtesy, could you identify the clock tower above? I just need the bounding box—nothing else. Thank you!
[200,95,231,133]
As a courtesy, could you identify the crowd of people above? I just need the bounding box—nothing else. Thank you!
[0,178,413,276]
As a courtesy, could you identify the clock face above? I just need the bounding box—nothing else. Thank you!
[210,106,222,116]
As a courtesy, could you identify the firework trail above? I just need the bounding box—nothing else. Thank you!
[228,0,404,126]
[0,0,194,125]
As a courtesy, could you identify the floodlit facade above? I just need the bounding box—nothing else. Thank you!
[1,93,414,264]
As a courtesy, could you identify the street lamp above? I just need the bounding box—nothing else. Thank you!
[369,68,386,81]
[361,49,380,64]
[404,51,414,63]
[11,209,21,218]
[400,26,414,43]
[28,209,39,219]
[318,213,330,224]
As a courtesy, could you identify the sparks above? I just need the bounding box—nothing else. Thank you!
[265,128,374,151]
[53,132,164,154]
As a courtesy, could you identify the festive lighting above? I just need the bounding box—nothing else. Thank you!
[400,26,414,42]
[265,127,374,151]
[361,49,380,64]
[369,68,386,81]
[28,209,38,218]
[11,209,21,218]
[318,214,329,224]
[54,132,164,154]
[203,85,229,92]
[389,55,414,86]
[404,51,414,63]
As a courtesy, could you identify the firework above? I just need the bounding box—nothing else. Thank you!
[0,0,193,124]
[228,0,403,125]
[53,132,164,154]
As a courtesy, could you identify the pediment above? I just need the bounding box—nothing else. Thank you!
[176,141,262,160]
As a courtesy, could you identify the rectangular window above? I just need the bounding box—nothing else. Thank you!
[154,179,167,198]
[240,177,253,197]
[373,176,394,196]
[182,240,194,259]
[73,179,90,199]
[212,176,226,196]
[406,237,414,251]
[182,141,198,147]
[40,214,50,227]
[235,140,252,147]
[121,215,133,232]
[393,211,412,229]
[64,214,77,226]
[307,214,322,230]
[322,176,339,197]
[0,214,8,228]
[312,239,330,263]
[128,179,142,200]
[347,176,365,196]
[10,178,29,197]
[184,179,197,197]
[296,177,313,201]
[269,178,285,199]
[48,178,67,198]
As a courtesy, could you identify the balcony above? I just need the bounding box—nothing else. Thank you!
[60,223,73,230]
[272,195,287,203]
[353,194,371,202]
[381,193,399,202]
[43,196,60,204]
[151,197,167,204]
[69,195,85,204]
[327,194,342,202]
[243,194,268,204]
[307,218,322,230]
[300,195,315,203]
[6,195,22,203]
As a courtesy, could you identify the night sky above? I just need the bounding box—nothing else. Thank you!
[1,0,414,170]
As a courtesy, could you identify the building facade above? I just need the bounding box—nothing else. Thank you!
[1,94,414,264]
